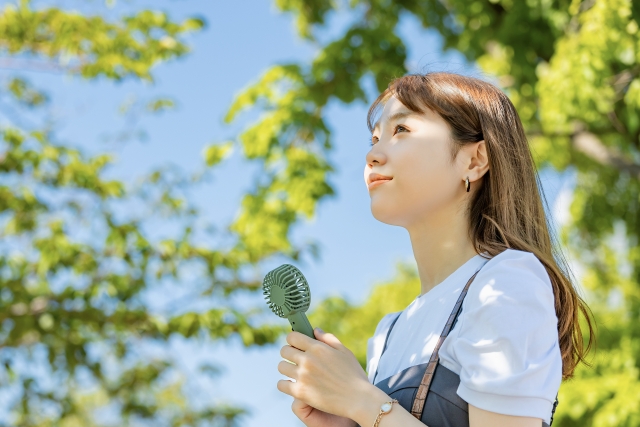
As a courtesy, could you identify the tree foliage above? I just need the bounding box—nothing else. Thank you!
[0,1,338,425]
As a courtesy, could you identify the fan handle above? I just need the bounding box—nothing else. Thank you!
[287,311,315,339]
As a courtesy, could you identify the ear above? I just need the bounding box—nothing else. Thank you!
[464,140,489,183]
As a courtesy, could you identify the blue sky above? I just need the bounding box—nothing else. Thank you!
[3,1,575,426]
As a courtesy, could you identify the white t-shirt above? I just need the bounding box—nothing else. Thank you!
[365,248,562,424]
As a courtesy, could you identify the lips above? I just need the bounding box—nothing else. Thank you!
[367,173,393,190]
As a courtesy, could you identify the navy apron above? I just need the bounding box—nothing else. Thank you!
[357,268,559,427]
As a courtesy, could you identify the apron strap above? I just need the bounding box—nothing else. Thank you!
[410,268,482,419]
[371,311,402,385]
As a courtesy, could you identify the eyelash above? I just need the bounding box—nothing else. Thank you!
[369,125,407,146]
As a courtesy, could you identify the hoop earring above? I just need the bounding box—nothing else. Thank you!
[465,176,470,192]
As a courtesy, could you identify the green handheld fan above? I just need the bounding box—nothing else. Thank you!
[263,264,316,339]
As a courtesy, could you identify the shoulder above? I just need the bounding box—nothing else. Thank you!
[467,248,554,308]
[459,248,558,341]
[442,249,562,420]
[366,310,403,374]
[367,310,403,359]
[481,248,551,283]
[374,310,402,336]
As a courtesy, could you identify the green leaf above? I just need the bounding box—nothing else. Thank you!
[202,141,234,166]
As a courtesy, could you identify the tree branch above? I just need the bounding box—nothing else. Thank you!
[0,58,72,74]
[571,130,640,179]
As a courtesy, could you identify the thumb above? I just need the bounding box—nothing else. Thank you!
[314,327,344,350]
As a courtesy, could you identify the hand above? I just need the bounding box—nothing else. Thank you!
[291,398,356,427]
[277,327,371,421]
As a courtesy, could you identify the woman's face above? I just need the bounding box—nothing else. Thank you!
[364,95,467,228]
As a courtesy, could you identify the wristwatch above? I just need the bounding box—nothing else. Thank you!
[372,399,398,427]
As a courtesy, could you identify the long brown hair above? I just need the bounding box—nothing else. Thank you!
[367,72,595,380]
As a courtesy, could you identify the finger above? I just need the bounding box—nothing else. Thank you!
[277,359,298,379]
[280,344,302,364]
[277,379,296,397]
[286,330,315,351]
[292,398,313,418]
[292,398,310,411]
[314,328,346,351]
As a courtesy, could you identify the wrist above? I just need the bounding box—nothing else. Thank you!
[338,417,358,427]
[350,382,394,427]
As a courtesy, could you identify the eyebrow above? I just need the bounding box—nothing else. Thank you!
[372,111,419,132]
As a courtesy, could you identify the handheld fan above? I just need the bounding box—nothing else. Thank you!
[263,264,316,339]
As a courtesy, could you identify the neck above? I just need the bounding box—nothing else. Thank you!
[407,205,478,297]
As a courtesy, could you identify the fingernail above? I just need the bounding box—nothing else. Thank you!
[315,327,323,333]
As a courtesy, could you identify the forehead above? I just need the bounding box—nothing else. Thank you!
[381,96,410,115]
[372,96,422,131]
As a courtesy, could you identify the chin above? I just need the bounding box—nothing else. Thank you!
[370,201,406,227]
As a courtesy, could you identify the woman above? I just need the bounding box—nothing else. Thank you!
[276,72,594,427]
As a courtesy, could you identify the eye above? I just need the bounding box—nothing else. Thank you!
[369,135,379,146]
[394,124,408,135]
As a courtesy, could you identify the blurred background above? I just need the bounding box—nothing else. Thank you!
[0,0,637,426]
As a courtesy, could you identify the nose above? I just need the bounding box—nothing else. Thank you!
[365,144,387,168]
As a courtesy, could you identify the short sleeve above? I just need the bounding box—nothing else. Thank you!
[440,249,562,423]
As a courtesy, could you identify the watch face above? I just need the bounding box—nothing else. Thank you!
[381,402,392,413]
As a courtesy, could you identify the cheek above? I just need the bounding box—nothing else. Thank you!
[371,141,458,223]
[403,153,437,185]
[398,142,451,196]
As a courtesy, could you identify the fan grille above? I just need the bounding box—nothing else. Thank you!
[263,264,311,318]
